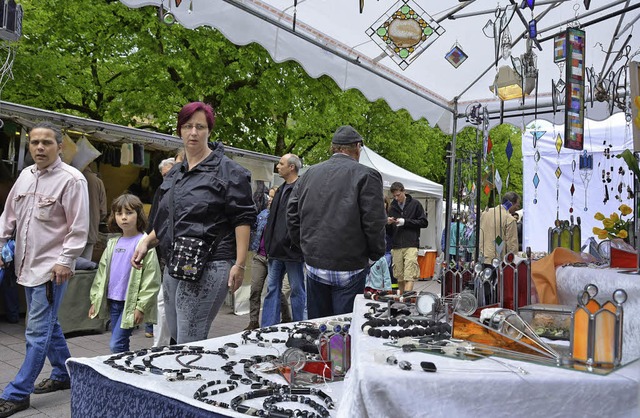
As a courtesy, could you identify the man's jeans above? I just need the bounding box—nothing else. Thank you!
[108,300,134,353]
[1,281,71,402]
[261,260,306,327]
[306,269,368,319]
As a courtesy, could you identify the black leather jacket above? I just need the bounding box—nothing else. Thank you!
[153,142,256,261]
[264,179,303,261]
[287,153,386,271]
[387,194,428,249]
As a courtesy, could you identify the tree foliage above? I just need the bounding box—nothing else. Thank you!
[5,0,522,201]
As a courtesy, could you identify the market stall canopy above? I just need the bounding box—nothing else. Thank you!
[120,0,640,132]
[360,145,443,199]
[0,100,278,163]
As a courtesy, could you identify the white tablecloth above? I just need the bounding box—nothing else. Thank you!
[338,295,640,418]
[555,265,640,364]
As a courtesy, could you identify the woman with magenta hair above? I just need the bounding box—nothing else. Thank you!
[132,102,256,344]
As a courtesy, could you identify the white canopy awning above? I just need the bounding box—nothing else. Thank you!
[359,145,443,199]
[120,0,639,132]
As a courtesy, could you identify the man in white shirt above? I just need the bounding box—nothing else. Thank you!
[0,122,89,417]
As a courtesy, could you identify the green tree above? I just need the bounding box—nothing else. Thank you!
[4,0,521,198]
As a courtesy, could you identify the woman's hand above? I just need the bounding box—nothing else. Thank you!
[88,304,95,318]
[228,264,245,292]
[134,309,144,325]
[131,240,149,269]
[132,231,158,269]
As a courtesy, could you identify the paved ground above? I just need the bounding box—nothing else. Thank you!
[0,280,438,417]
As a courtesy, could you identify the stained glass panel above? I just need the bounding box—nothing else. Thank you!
[366,0,445,70]
[445,44,468,68]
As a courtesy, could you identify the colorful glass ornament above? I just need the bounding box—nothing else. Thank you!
[495,169,503,195]
[570,157,577,214]
[531,129,545,205]
[564,28,586,150]
[445,42,468,68]
[366,0,445,70]
[555,132,563,219]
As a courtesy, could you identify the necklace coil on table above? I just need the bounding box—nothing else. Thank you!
[193,379,240,408]
[361,318,451,339]
[104,345,229,377]
[230,386,335,417]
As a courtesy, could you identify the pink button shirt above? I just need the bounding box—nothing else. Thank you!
[0,157,89,287]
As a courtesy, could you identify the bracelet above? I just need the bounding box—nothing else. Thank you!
[234,264,246,270]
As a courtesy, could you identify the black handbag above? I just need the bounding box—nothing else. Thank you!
[166,171,226,282]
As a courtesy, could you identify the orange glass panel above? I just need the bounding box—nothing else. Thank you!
[585,299,600,313]
[593,309,615,365]
[572,307,590,362]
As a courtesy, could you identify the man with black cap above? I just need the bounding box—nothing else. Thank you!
[287,125,386,318]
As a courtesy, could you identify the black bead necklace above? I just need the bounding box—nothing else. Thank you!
[192,379,239,408]
[230,386,334,417]
[360,318,451,339]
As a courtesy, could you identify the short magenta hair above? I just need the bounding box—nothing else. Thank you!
[177,102,216,133]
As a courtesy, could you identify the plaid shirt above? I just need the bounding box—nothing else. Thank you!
[305,263,364,287]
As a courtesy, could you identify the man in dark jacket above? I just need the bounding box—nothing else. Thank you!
[387,182,428,293]
[261,154,306,327]
[287,126,386,318]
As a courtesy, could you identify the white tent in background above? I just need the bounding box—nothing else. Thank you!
[359,146,443,252]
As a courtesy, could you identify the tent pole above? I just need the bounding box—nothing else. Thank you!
[443,101,459,294]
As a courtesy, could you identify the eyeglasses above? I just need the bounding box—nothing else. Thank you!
[181,123,208,131]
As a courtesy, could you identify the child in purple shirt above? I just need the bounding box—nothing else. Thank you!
[89,194,160,353]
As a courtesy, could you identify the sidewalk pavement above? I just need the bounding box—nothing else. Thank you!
[0,280,438,417]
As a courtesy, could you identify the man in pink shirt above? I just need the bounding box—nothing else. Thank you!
[0,122,89,417]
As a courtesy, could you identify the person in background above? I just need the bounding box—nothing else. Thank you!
[89,194,160,353]
[261,154,306,327]
[0,161,19,324]
[0,122,89,417]
[287,125,386,318]
[81,163,107,261]
[245,187,292,330]
[479,192,520,263]
[132,102,256,344]
[144,156,177,341]
[446,214,465,266]
[513,212,523,252]
[383,196,398,293]
[478,192,520,304]
[387,182,428,293]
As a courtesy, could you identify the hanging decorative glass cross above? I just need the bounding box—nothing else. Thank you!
[505,138,513,189]
[579,150,593,211]
[555,133,563,220]
[570,157,577,214]
[530,128,545,204]
[367,0,445,70]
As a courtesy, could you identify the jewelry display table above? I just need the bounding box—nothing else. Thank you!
[67,320,345,418]
[338,295,640,418]
[555,265,640,364]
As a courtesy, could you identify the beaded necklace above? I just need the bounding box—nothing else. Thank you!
[192,379,239,408]
[361,318,451,340]
[242,325,291,345]
[230,386,334,418]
